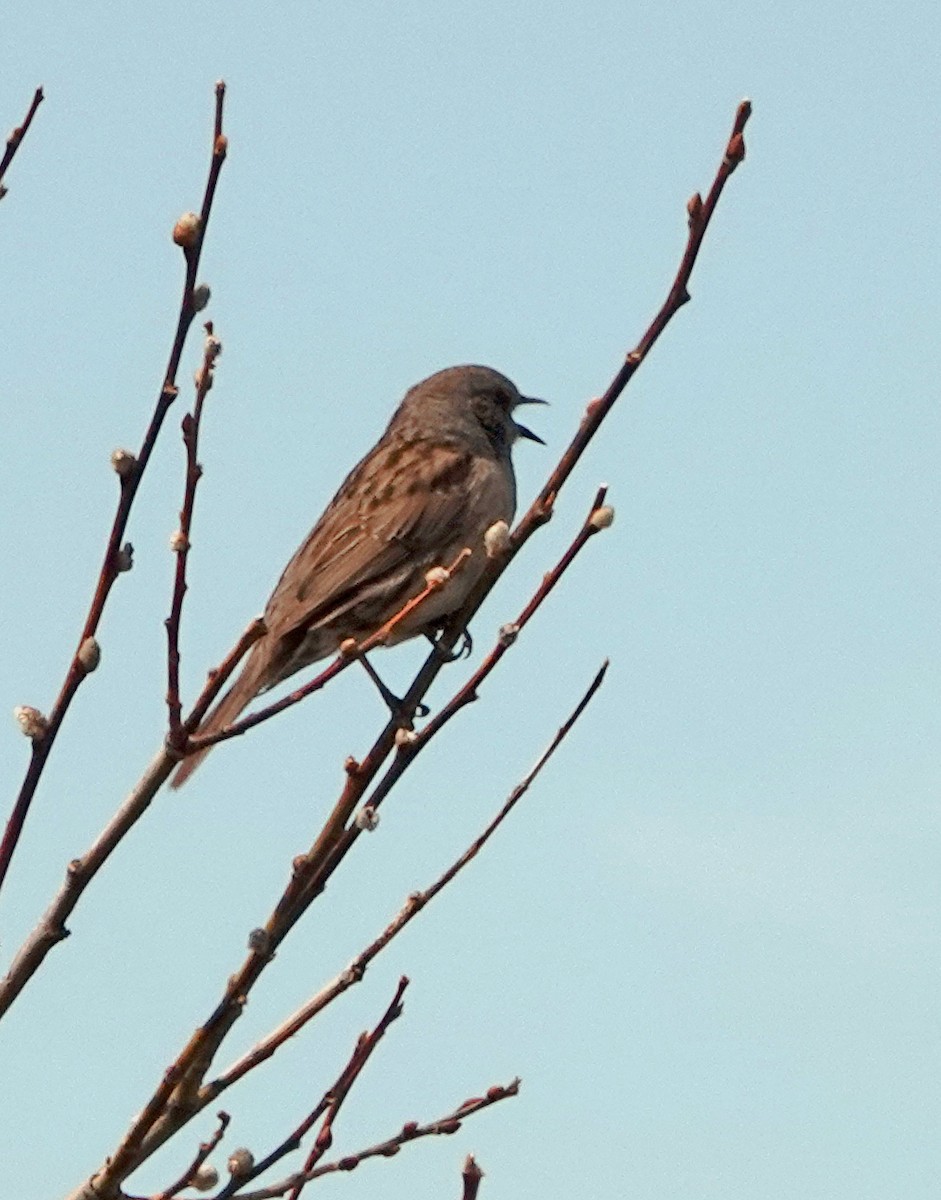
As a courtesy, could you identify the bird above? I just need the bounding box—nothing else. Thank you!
[170,364,544,787]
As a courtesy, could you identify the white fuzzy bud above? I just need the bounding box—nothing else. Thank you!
[172,211,201,248]
[589,505,615,530]
[355,806,380,831]
[110,448,137,477]
[394,727,418,748]
[77,637,101,672]
[227,1148,254,1177]
[498,623,519,647]
[424,566,450,589]
[115,542,134,572]
[14,705,48,741]
[484,519,511,558]
[191,1164,219,1191]
[193,283,211,312]
[247,927,270,953]
[169,530,188,553]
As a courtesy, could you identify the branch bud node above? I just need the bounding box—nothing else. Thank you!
[172,211,202,248]
[13,704,48,741]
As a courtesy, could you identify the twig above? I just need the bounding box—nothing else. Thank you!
[201,660,607,1104]
[166,324,224,745]
[221,1080,519,1199]
[462,1155,484,1200]
[512,99,752,555]
[0,86,44,199]
[184,618,269,732]
[0,82,229,904]
[213,978,409,1200]
[0,748,177,1019]
[152,1111,230,1200]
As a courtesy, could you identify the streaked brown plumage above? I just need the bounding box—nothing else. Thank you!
[171,365,543,787]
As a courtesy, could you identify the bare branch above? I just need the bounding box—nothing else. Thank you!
[166,324,224,745]
[210,978,409,1200]
[151,1111,230,1200]
[0,748,176,1018]
[0,86,44,199]
[0,82,230,904]
[462,1154,485,1200]
[225,1081,519,1198]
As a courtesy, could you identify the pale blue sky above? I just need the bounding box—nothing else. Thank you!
[2,2,939,1198]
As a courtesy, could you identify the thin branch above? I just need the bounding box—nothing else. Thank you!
[211,978,409,1200]
[395,99,754,699]
[184,618,269,733]
[221,1080,519,1199]
[166,324,224,745]
[462,1155,485,1200]
[152,1112,230,1200]
[0,86,44,199]
[0,748,177,1019]
[0,82,229,904]
[202,660,607,1104]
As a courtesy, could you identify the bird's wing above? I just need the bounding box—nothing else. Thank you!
[262,436,505,641]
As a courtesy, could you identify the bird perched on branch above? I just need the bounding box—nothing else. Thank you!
[171,364,544,787]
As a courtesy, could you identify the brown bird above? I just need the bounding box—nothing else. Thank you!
[171,365,544,787]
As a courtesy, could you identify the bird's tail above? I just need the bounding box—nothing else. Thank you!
[170,650,268,789]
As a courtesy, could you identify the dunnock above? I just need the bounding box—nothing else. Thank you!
[171,364,543,786]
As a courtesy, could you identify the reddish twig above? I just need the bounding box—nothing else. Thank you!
[221,1081,519,1199]
[184,618,269,733]
[0,86,44,199]
[513,99,751,555]
[151,1111,230,1200]
[0,82,229,903]
[220,977,409,1200]
[462,1155,484,1200]
[166,324,224,745]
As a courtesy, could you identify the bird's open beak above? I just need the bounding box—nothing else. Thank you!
[514,396,548,445]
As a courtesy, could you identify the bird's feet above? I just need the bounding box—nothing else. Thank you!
[358,654,430,721]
